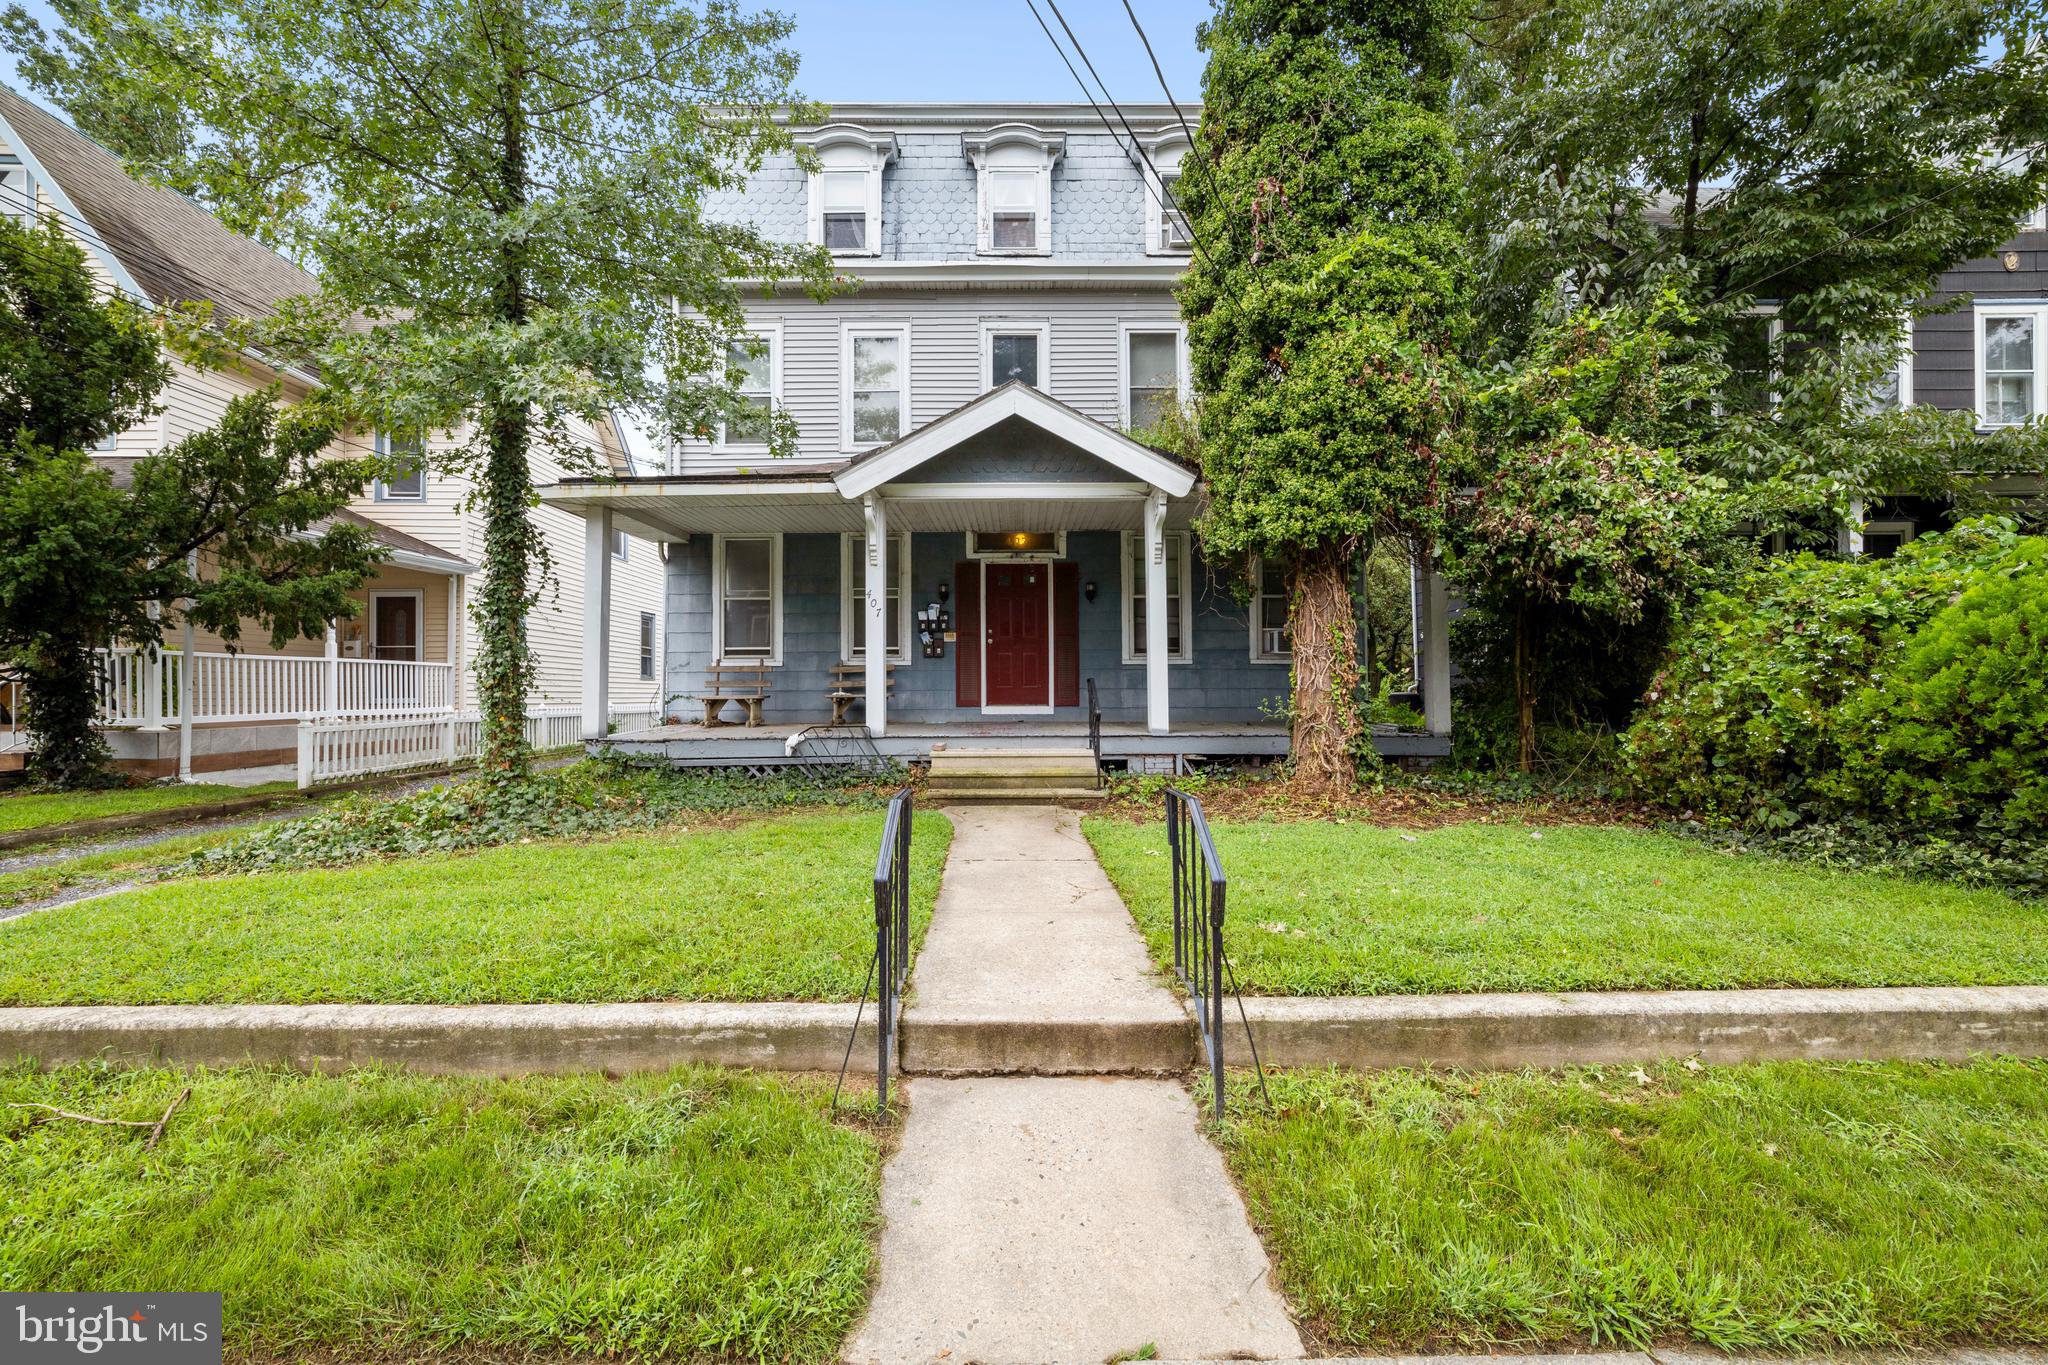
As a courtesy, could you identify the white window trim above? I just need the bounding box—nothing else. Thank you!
[1248,557,1290,663]
[1862,518,1917,548]
[964,530,1066,561]
[840,531,912,665]
[1716,306,1783,416]
[841,322,913,452]
[710,532,784,667]
[638,611,658,680]
[1118,322,1190,430]
[979,318,1052,393]
[368,588,426,660]
[2024,202,2047,233]
[372,432,426,501]
[1974,303,2048,430]
[612,528,630,562]
[1120,529,1194,666]
[1140,133,1192,257]
[965,125,1063,259]
[715,323,783,450]
[800,126,895,258]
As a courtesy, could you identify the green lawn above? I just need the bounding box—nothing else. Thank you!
[1218,1059,2048,1352]
[0,829,244,910]
[0,810,951,1004]
[0,781,297,835]
[0,1062,880,1363]
[1085,817,2047,994]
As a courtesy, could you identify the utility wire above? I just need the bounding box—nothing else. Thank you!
[1116,0,1255,264]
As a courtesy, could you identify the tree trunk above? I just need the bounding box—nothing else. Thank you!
[1288,540,1362,794]
[475,14,535,780]
[22,634,119,789]
[474,396,537,778]
[1514,597,1537,774]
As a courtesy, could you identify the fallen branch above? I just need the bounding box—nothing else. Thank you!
[9,1085,192,1151]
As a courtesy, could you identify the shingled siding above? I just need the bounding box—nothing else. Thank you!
[703,130,1150,260]
[678,289,1183,473]
[662,530,1288,728]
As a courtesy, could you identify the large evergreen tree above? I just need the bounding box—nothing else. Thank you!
[6,0,835,777]
[1181,0,1472,791]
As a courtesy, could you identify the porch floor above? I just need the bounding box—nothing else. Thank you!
[601,719,1448,767]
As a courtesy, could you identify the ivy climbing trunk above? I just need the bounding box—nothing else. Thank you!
[21,632,119,789]
[1289,540,1361,793]
[475,15,537,780]
[1513,596,1537,774]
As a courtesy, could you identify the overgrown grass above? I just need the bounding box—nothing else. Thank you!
[1085,817,2047,994]
[0,781,296,834]
[0,810,951,1004]
[0,1062,881,1362]
[1218,1060,2048,1352]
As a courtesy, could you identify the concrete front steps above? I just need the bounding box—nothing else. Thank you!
[923,746,1105,805]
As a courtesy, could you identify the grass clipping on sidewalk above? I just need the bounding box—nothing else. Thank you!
[0,1062,884,1363]
[1218,1058,2048,1353]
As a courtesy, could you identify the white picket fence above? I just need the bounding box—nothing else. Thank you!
[97,648,455,725]
[0,671,26,756]
[296,707,585,788]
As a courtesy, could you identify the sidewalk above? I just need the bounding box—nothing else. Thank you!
[846,804,1301,1364]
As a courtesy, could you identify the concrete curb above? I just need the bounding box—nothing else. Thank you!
[901,1016,1192,1075]
[0,1002,878,1075]
[1235,985,2048,1070]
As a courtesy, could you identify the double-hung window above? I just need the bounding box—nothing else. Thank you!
[1143,134,1193,256]
[1122,327,1185,430]
[842,533,910,663]
[965,126,1061,257]
[1122,530,1193,664]
[1250,559,1290,662]
[820,171,871,251]
[845,326,909,448]
[638,612,657,680]
[713,534,780,664]
[1978,307,2042,428]
[374,432,426,500]
[988,170,1040,251]
[720,330,778,446]
[1721,311,1779,414]
[983,320,1049,391]
[612,528,630,562]
[801,128,893,256]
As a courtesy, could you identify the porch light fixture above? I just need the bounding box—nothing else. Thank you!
[1083,580,1097,602]
[936,580,950,603]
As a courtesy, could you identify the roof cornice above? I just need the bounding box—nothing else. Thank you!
[740,259,1186,290]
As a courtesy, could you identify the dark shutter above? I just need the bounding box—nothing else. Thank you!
[1054,561,1079,708]
[954,561,980,708]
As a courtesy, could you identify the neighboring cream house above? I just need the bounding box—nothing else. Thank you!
[0,85,665,780]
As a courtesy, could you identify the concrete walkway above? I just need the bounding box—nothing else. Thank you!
[848,805,1302,1364]
[900,804,1189,1074]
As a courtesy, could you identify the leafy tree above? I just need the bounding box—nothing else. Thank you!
[1461,0,2048,529]
[0,215,379,788]
[1182,0,1472,792]
[7,0,836,776]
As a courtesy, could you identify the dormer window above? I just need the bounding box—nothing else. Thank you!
[798,125,897,258]
[1141,131,1193,256]
[964,124,1063,258]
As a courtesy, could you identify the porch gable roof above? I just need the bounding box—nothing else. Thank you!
[833,381,1197,500]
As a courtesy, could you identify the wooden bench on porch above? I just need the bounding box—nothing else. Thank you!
[827,662,896,724]
[695,664,771,727]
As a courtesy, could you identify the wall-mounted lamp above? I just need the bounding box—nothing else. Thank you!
[936,580,950,603]
[1083,580,1098,602]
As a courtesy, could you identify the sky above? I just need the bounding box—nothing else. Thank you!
[0,0,1213,114]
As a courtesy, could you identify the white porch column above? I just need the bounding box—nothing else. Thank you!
[322,621,340,719]
[863,494,889,737]
[582,506,613,742]
[177,554,196,781]
[1143,489,1170,736]
[446,573,463,713]
[140,600,166,731]
[1838,497,1866,557]
[1419,545,1453,737]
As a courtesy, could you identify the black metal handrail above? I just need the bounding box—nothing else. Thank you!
[1085,676,1103,788]
[836,786,914,1116]
[1165,787,1269,1120]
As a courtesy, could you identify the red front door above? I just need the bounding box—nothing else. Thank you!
[983,563,1050,707]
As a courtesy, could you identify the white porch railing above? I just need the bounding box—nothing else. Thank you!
[1,670,27,755]
[296,707,583,787]
[96,648,456,725]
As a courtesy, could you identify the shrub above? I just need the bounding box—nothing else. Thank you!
[1622,519,2042,834]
